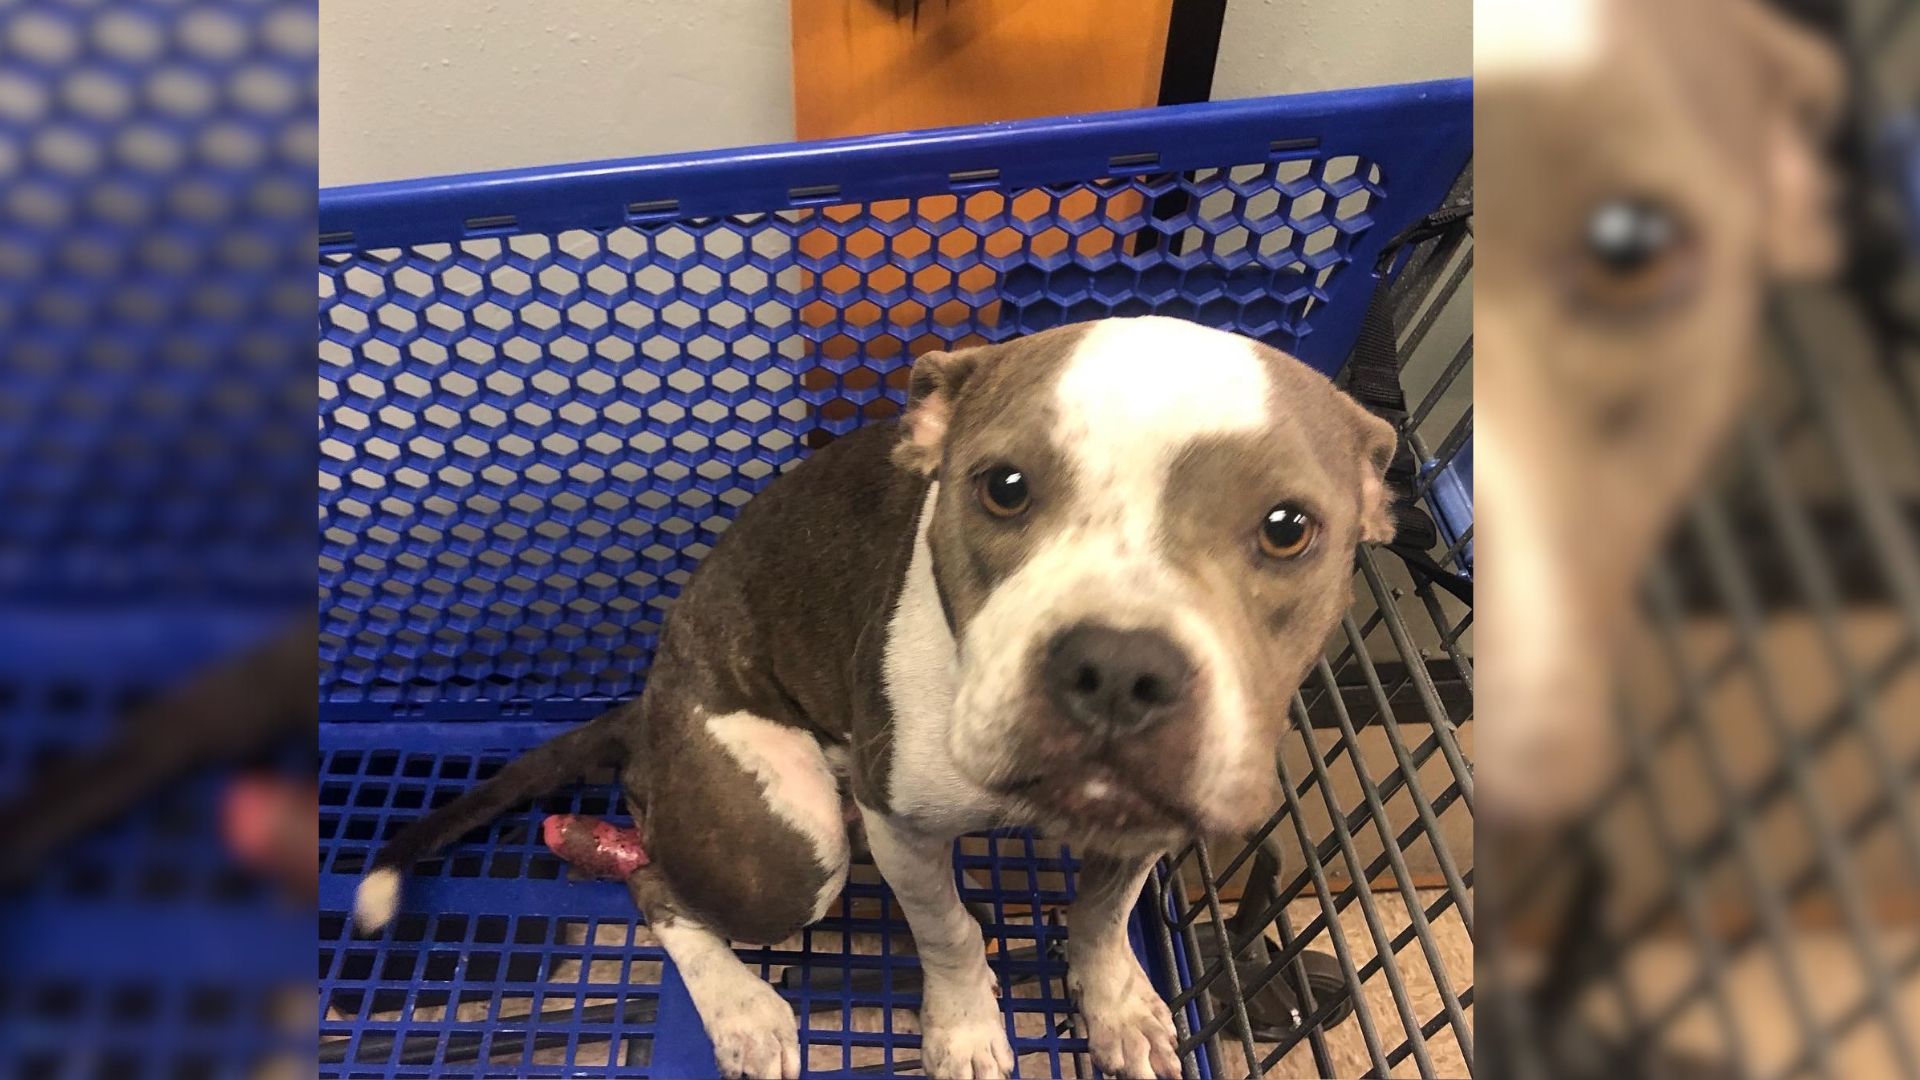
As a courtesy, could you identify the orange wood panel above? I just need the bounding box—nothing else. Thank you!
[793,0,1173,139]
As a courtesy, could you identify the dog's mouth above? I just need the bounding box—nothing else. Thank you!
[990,762,1198,834]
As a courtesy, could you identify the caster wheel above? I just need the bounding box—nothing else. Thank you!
[1291,948,1354,1028]
[1192,925,1355,1037]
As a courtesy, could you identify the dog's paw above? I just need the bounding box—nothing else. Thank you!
[919,970,1014,1079]
[703,977,800,1079]
[1072,955,1181,1079]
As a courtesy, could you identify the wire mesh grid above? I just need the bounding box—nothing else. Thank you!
[0,0,314,1072]
[316,83,1470,713]
[1142,202,1476,1080]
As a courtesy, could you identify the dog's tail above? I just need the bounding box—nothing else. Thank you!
[353,707,632,934]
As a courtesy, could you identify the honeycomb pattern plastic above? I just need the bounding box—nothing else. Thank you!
[319,81,1472,713]
[0,0,314,607]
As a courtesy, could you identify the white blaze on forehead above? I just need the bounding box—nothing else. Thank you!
[1476,0,1603,79]
[1050,319,1269,822]
[1054,317,1271,536]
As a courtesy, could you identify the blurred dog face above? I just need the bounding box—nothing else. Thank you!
[894,317,1395,844]
[1476,0,1842,818]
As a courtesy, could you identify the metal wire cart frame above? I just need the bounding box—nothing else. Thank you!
[317,82,1474,1076]
[1483,255,1920,1080]
[1153,185,1475,1080]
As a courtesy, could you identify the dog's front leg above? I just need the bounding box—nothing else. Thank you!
[1068,852,1182,1079]
[861,806,1014,1079]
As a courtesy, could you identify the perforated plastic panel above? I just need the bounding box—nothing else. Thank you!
[318,81,1471,713]
[318,725,1187,1078]
[318,82,1473,1078]
[0,0,314,607]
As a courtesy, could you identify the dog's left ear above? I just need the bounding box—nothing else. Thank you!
[1344,399,1399,545]
[894,345,986,475]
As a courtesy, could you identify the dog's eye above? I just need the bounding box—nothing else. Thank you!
[975,465,1031,518]
[1569,197,1698,317]
[1258,504,1317,559]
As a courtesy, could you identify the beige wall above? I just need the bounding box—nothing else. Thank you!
[319,0,796,186]
[321,1,1469,186]
[1213,0,1472,99]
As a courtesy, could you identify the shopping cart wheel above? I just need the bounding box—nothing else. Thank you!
[1289,949,1355,1029]
[1230,947,1354,1037]
[1192,923,1356,1038]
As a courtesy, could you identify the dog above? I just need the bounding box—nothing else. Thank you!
[352,316,1396,1080]
[1475,0,1843,820]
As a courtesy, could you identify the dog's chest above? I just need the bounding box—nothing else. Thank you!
[876,486,1007,833]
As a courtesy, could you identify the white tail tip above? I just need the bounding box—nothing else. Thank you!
[354,867,400,934]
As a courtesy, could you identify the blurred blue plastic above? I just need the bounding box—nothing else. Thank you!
[1428,444,1475,573]
[318,81,1472,1077]
[1894,112,1920,248]
[0,0,315,1075]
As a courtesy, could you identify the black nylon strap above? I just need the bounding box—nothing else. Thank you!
[1348,198,1474,421]
[1346,264,1410,421]
[1347,202,1474,601]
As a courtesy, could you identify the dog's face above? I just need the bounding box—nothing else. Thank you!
[894,317,1395,843]
[1476,0,1842,818]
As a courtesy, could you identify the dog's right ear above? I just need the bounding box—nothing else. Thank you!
[894,346,985,475]
[1733,0,1846,279]
[1344,399,1399,545]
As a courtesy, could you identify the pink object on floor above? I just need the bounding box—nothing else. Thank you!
[542,813,649,880]
[221,773,319,900]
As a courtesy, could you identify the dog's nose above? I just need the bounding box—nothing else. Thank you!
[1042,624,1192,736]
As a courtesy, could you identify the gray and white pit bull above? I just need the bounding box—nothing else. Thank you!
[355,315,1396,1079]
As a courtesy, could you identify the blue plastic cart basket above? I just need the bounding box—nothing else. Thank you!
[318,79,1473,1077]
